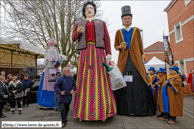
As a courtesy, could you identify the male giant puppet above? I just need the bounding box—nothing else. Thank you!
[114,5,155,116]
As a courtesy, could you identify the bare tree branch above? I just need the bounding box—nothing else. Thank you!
[1,0,107,67]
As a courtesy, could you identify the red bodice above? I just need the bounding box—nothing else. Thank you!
[86,21,95,43]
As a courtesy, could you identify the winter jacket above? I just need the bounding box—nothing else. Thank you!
[21,79,33,92]
[0,81,9,104]
[54,75,76,103]
[8,80,23,102]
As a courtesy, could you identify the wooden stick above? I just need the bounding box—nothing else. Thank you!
[163,31,167,81]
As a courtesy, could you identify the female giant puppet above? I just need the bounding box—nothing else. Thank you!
[37,38,63,108]
[72,1,117,121]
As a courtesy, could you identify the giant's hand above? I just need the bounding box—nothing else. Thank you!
[142,55,146,62]
[118,45,127,50]
[107,54,112,60]
[77,26,84,33]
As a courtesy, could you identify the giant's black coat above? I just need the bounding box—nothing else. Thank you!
[114,52,156,116]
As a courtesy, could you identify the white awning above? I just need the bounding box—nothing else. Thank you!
[144,56,165,71]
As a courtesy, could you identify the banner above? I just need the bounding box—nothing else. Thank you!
[163,36,174,67]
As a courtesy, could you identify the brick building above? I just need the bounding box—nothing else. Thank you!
[164,0,194,75]
[144,41,164,62]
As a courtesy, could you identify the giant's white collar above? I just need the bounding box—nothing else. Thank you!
[125,26,131,32]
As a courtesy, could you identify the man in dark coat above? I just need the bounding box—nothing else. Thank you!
[0,76,9,118]
[21,74,33,107]
[54,67,76,128]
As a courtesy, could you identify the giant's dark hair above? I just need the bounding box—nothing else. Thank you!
[82,1,97,18]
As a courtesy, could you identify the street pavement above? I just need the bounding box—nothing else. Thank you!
[0,95,193,129]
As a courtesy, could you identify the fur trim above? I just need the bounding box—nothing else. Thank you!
[9,80,21,87]
[18,108,22,111]
[10,108,15,111]
[9,81,13,86]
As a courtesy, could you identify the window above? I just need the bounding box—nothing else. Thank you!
[174,21,183,43]
[175,23,181,40]
[185,0,192,6]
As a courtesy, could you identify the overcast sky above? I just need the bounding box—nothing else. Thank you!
[99,1,170,63]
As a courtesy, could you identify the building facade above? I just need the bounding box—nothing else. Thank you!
[144,41,164,62]
[164,0,194,75]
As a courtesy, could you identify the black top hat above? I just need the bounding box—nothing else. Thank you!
[121,5,132,19]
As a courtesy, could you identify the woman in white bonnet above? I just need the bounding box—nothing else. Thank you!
[37,38,64,108]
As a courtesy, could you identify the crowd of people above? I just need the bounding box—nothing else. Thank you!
[0,1,193,128]
[147,66,194,124]
[0,71,33,118]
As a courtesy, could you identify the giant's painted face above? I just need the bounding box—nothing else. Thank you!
[85,4,95,18]
[122,15,132,27]
[47,38,57,46]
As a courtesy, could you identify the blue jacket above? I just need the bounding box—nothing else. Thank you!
[21,79,33,92]
[54,75,76,103]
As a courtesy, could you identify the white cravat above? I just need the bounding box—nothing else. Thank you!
[125,26,131,32]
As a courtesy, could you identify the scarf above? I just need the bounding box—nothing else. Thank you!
[10,80,21,87]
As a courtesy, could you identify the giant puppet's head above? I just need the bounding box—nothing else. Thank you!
[47,38,57,47]
[82,1,97,19]
[121,6,132,26]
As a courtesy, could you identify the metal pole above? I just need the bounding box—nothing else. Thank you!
[35,55,37,75]
[140,29,143,48]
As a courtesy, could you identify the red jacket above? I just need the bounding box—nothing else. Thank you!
[187,73,193,92]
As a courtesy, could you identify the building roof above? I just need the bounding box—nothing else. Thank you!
[164,0,176,12]
[144,41,164,51]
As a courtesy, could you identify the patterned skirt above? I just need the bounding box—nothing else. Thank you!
[73,42,117,121]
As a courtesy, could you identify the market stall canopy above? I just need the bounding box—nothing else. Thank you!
[144,56,165,72]
[0,37,67,69]
[0,37,67,60]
